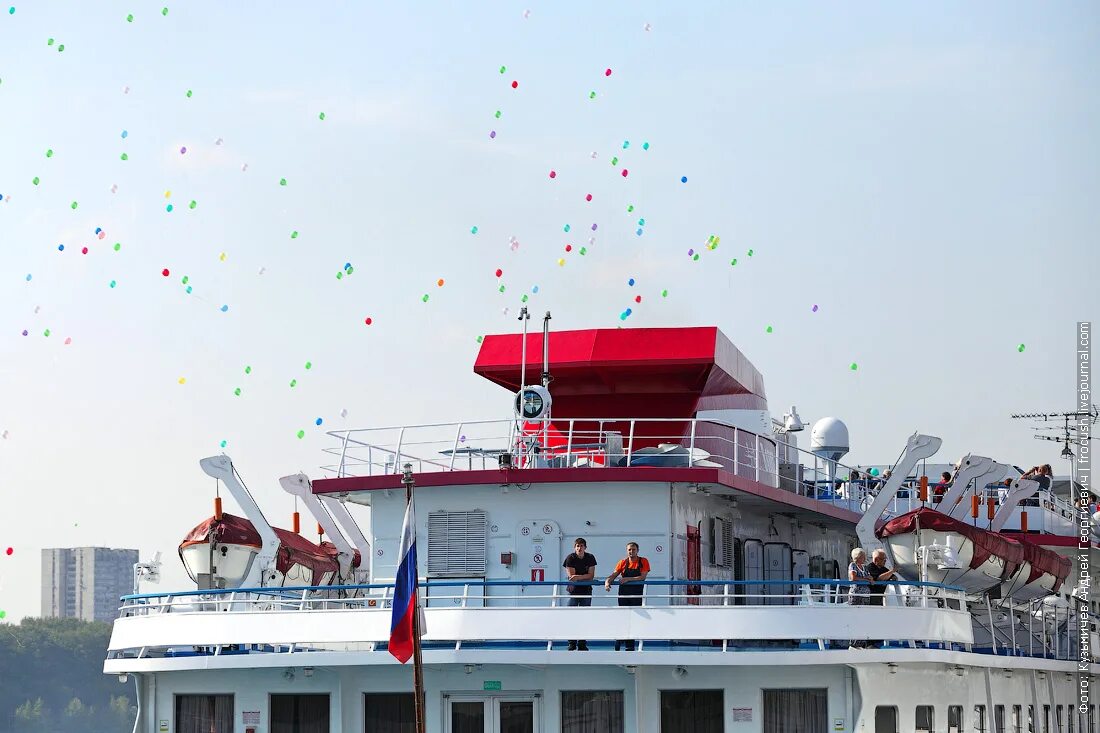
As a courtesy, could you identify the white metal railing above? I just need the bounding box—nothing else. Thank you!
[320,418,878,509]
[108,580,979,660]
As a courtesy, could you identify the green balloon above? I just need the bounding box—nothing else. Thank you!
[32,177,39,185]
[319,112,325,121]
[126,13,133,22]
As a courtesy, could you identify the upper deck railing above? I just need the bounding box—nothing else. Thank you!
[107,579,986,663]
[321,417,870,511]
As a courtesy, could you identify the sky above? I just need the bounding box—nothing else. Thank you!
[0,2,1097,623]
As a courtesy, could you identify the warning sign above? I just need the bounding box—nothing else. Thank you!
[531,568,545,582]
[533,553,544,564]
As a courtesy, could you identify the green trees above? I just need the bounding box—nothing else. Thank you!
[0,617,135,733]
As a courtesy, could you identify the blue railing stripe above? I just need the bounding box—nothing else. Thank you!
[120,577,964,602]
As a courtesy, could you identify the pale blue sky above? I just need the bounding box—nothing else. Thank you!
[0,2,1096,621]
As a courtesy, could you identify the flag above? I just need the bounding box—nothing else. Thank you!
[388,499,418,663]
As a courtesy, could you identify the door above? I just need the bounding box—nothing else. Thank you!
[686,524,701,604]
[446,695,540,733]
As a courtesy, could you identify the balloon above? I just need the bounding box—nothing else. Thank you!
[548,170,556,178]
[319,112,326,121]
[234,388,241,396]
[364,317,373,325]
[850,363,858,371]
[304,361,312,370]
[178,377,186,385]
[766,326,773,333]
[297,430,305,439]
[161,269,170,276]
[1018,344,1026,353]
[280,178,287,186]
[628,278,635,286]
[180,146,187,154]
[244,366,251,374]
[495,269,502,277]
[634,295,641,303]
[642,142,650,150]
[340,408,348,418]
[220,305,228,312]
[489,131,496,138]
[472,226,479,234]
[585,194,592,201]
[661,289,668,297]
[621,169,628,177]
[512,81,518,89]
[290,379,298,388]
[121,130,128,138]
[812,304,819,312]
[681,176,688,183]
[315,418,323,426]
[605,68,612,76]
[120,153,128,160]
[114,243,121,251]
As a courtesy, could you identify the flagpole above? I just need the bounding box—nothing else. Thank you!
[402,464,427,733]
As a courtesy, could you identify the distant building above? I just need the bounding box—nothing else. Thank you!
[41,547,139,623]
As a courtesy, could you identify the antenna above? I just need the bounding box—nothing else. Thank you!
[517,306,530,392]
[1010,407,1097,461]
[540,311,552,388]
[133,552,163,595]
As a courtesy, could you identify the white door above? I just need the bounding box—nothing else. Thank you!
[446,695,540,733]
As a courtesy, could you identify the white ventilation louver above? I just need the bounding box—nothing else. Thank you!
[427,510,488,578]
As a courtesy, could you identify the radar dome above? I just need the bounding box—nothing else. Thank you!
[810,417,850,462]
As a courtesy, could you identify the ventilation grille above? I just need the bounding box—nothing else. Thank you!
[711,517,734,568]
[427,510,488,578]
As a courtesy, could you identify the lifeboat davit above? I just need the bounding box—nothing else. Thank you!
[179,512,361,588]
[877,508,1069,600]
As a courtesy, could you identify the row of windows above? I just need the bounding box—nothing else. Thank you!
[875,704,1097,733]
[174,688,825,732]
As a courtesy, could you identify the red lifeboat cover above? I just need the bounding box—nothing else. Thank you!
[877,508,1069,590]
[180,513,361,586]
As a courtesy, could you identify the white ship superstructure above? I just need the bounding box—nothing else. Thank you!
[105,325,1098,733]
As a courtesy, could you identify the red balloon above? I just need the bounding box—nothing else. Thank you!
[635,295,642,303]
[585,194,592,201]
[81,247,89,255]
[161,268,170,276]
[511,80,518,89]
[605,68,612,76]
[564,244,572,252]
[495,269,503,278]
[5,547,12,556]
[364,317,373,326]
[621,169,629,177]
[549,170,556,179]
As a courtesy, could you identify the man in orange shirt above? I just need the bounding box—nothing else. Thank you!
[604,541,650,651]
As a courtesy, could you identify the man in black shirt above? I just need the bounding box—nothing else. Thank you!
[865,549,898,649]
[563,538,597,651]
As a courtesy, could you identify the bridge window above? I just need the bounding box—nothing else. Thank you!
[995,706,1005,733]
[1044,705,1051,733]
[427,510,487,577]
[562,691,624,733]
[875,706,898,733]
[762,689,827,733]
[175,694,233,733]
[1012,705,1023,733]
[1057,705,1065,733]
[1068,705,1075,733]
[974,705,987,733]
[660,690,723,733]
[916,705,935,733]
[364,693,414,731]
[948,705,963,733]
[271,694,329,733]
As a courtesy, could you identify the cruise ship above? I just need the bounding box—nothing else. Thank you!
[105,321,1097,733]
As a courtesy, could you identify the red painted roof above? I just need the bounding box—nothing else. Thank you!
[473,326,767,418]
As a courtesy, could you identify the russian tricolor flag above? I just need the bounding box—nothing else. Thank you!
[388,500,419,663]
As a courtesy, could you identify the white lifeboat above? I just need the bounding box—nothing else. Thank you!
[877,508,1069,600]
[179,512,360,589]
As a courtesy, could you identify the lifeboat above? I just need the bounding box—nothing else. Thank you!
[877,508,1069,600]
[179,512,361,588]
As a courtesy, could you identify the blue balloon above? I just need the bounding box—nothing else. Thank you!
[315,418,323,426]
[58,244,64,251]
[121,130,128,138]
[628,278,635,286]
[220,304,229,312]
[680,176,688,183]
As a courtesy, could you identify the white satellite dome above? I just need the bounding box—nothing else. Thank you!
[810,417,850,462]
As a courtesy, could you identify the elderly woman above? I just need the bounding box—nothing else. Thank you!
[848,548,872,649]
[848,548,871,606]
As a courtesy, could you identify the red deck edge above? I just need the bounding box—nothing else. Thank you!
[313,467,863,524]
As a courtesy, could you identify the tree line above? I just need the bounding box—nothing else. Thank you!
[0,617,135,733]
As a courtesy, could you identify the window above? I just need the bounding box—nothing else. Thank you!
[427,510,487,577]
[1028,706,1034,733]
[175,694,233,733]
[997,706,1006,733]
[975,705,987,733]
[949,705,963,733]
[1068,706,1075,733]
[1058,706,1065,733]
[1014,706,1023,733]
[876,706,899,733]
[660,691,723,733]
[364,693,414,732]
[562,691,624,733]
[1045,706,1051,733]
[763,690,827,733]
[271,694,329,733]
[917,706,935,733]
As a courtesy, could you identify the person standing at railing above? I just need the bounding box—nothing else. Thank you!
[605,542,650,651]
[848,548,872,649]
[563,538,597,651]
